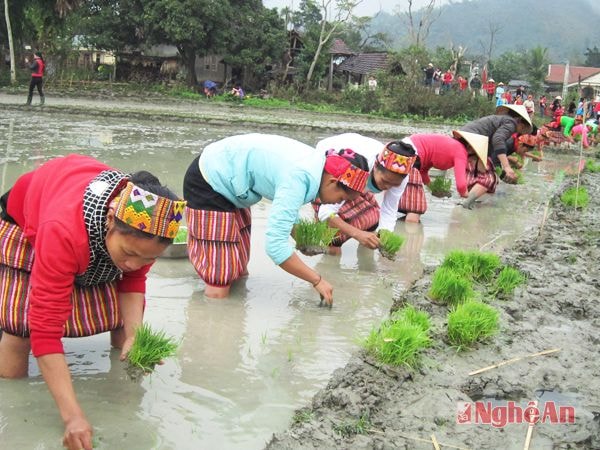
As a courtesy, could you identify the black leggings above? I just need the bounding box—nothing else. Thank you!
[28,77,44,98]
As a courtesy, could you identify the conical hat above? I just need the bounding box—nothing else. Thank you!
[496,104,533,133]
[452,130,489,165]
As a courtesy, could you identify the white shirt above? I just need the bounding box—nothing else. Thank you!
[315,133,408,232]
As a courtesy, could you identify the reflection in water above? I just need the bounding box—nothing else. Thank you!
[0,109,576,449]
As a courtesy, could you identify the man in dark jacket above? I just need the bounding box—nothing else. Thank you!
[460,104,532,183]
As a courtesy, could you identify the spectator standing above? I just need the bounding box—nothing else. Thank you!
[495,82,505,106]
[524,94,535,117]
[458,76,468,92]
[485,78,496,101]
[367,76,378,91]
[442,70,454,93]
[539,95,547,117]
[469,75,482,96]
[424,63,435,87]
[25,51,45,106]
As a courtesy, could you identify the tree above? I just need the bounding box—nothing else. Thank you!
[489,51,527,85]
[304,0,361,86]
[4,0,16,84]
[400,0,440,48]
[526,46,549,93]
[222,1,286,88]
[584,46,600,67]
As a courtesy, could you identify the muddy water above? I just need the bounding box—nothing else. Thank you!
[0,109,569,449]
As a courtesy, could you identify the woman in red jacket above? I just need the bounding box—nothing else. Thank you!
[0,154,185,450]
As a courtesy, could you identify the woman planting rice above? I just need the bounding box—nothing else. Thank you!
[313,133,417,253]
[0,154,185,450]
[183,133,369,304]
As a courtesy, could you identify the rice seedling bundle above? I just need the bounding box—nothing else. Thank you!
[493,266,526,296]
[441,250,501,282]
[378,230,405,259]
[429,266,474,305]
[447,300,499,350]
[128,323,178,374]
[585,159,600,173]
[560,187,589,208]
[428,176,452,198]
[294,219,338,254]
[364,305,431,367]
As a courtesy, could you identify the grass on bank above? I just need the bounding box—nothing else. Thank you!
[560,186,590,208]
[378,230,405,259]
[294,219,338,250]
[492,266,526,297]
[363,305,431,367]
[428,176,452,198]
[127,323,178,373]
[447,300,499,351]
[585,159,600,173]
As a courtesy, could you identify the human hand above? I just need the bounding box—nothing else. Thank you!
[502,167,517,183]
[355,230,380,249]
[314,277,333,307]
[63,415,93,450]
[119,336,135,361]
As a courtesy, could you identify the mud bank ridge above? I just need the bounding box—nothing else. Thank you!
[267,170,600,450]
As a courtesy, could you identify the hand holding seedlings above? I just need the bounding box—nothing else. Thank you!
[354,229,380,249]
[127,323,178,379]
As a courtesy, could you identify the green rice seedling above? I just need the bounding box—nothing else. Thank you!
[364,307,431,367]
[428,175,452,198]
[378,229,405,259]
[294,219,338,254]
[390,304,430,333]
[441,250,501,282]
[585,159,600,173]
[493,266,526,297]
[447,300,499,351]
[529,149,542,158]
[173,225,188,244]
[560,186,589,208]
[127,323,178,374]
[429,266,474,305]
[515,169,525,185]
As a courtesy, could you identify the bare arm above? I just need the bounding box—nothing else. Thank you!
[115,291,145,360]
[37,354,93,450]
[279,252,334,306]
[327,215,379,249]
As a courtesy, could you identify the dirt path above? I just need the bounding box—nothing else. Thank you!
[266,170,600,450]
[0,92,449,137]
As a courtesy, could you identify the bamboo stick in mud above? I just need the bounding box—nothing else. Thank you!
[468,348,560,376]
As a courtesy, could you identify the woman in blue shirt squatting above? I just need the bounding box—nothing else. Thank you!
[314,133,417,254]
[183,133,370,304]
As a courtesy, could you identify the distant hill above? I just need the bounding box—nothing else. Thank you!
[370,0,600,63]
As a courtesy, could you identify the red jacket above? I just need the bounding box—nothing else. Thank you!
[485,82,496,94]
[409,134,470,196]
[7,155,151,356]
[32,56,45,77]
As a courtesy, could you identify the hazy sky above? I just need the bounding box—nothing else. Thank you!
[262,0,451,17]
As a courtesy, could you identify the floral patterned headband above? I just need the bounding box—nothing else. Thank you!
[376,143,417,175]
[324,149,369,193]
[113,182,186,239]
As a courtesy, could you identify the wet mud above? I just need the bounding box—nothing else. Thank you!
[267,171,600,450]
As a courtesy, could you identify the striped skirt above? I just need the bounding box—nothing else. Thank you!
[466,158,499,193]
[539,126,572,146]
[185,206,252,287]
[0,220,122,338]
[398,168,428,215]
[312,192,380,246]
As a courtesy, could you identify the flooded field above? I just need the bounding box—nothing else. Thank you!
[0,108,572,449]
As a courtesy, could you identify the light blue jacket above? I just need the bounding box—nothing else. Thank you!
[199,133,325,265]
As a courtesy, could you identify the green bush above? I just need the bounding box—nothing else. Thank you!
[447,300,499,350]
